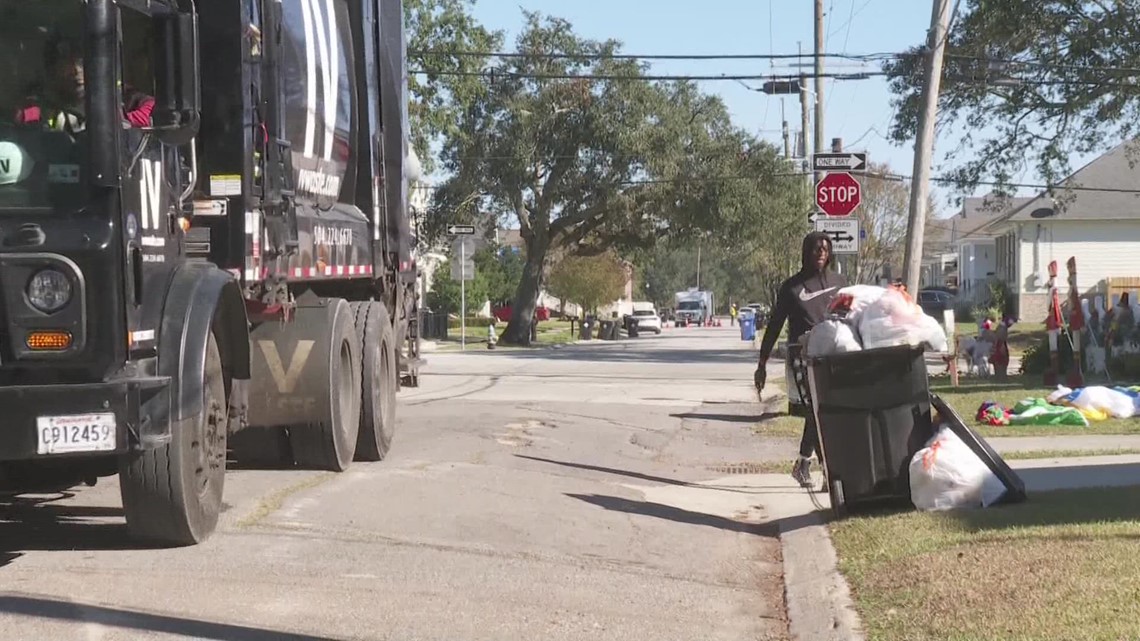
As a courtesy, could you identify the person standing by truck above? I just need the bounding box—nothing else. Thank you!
[753,231,847,488]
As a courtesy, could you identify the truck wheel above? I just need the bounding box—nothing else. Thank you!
[119,330,228,546]
[350,301,397,461]
[289,299,362,471]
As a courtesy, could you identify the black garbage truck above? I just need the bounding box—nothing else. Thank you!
[0,0,423,545]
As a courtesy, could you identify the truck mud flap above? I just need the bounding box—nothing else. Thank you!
[930,392,1028,505]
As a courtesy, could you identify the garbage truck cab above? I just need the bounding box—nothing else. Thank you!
[0,0,421,546]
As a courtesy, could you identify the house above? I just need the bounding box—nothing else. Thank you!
[967,139,1140,321]
[949,195,1034,303]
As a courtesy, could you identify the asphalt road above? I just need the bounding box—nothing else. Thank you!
[0,326,792,641]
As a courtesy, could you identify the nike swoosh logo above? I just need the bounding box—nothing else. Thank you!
[798,287,837,302]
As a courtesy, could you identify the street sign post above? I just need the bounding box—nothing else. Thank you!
[449,236,476,350]
[815,217,860,254]
[815,172,862,217]
[447,224,476,235]
[812,152,867,172]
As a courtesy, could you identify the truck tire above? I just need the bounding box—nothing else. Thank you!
[289,299,361,471]
[119,330,228,546]
[350,301,397,461]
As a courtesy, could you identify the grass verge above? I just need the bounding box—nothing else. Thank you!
[931,374,1140,437]
[831,486,1140,641]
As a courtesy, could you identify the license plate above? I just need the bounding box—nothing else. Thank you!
[36,413,118,455]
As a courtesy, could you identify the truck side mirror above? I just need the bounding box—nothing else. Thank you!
[151,11,200,145]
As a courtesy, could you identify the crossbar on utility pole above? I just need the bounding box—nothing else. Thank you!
[903,0,954,293]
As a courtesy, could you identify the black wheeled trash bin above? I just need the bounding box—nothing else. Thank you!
[627,317,640,338]
[804,344,935,518]
[599,320,615,340]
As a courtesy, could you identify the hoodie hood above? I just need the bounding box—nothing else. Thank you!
[801,231,833,273]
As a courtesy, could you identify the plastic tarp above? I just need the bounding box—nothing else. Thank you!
[910,426,1007,511]
[1048,385,1140,420]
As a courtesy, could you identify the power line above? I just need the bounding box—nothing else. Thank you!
[420,169,1140,194]
[410,69,888,82]
[409,49,901,62]
[412,47,1140,77]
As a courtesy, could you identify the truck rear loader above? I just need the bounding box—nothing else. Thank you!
[0,0,423,545]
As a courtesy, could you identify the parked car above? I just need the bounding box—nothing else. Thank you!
[631,308,662,334]
[918,289,955,318]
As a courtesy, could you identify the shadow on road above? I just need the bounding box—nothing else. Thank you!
[566,493,777,537]
[494,346,758,365]
[0,493,144,556]
[516,454,765,494]
[0,594,344,641]
[671,411,777,423]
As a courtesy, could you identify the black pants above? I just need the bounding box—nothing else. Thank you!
[800,412,821,459]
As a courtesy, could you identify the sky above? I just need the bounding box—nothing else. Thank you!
[455,0,1098,218]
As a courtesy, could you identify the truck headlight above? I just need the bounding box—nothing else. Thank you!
[27,268,73,313]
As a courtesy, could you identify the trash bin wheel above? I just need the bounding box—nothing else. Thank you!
[829,478,847,519]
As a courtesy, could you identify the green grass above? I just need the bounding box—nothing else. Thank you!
[437,319,578,349]
[830,486,1140,641]
[954,321,1046,359]
[725,449,1140,474]
[752,413,805,438]
[999,447,1140,460]
[930,374,1140,437]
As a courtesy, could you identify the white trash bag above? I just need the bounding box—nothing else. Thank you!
[834,284,889,324]
[858,288,949,352]
[806,318,864,357]
[909,427,1005,511]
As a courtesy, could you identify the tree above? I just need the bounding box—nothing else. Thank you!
[425,12,663,344]
[884,1,1140,194]
[426,264,489,316]
[547,252,628,316]
[852,164,910,283]
[473,245,524,307]
[425,11,812,344]
[404,0,502,175]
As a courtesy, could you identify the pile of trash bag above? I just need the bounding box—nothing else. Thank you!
[909,425,1007,511]
[806,284,949,358]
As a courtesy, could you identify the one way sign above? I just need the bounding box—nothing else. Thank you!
[812,152,867,172]
[815,217,859,254]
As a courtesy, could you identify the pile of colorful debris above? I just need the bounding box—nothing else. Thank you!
[977,385,1140,427]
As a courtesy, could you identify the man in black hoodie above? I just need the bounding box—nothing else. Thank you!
[755,231,847,487]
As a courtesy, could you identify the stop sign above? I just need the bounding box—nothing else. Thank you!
[815,172,861,216]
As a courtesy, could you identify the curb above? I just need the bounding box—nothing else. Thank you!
[771,493,865,641]
[780,508,865,641]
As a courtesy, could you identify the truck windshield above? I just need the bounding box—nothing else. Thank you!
[678,301,701,310]
[0,1,86,211]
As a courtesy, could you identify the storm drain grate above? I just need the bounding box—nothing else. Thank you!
[706,462,783,475]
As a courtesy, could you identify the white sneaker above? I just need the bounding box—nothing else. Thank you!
[791,457,813,488]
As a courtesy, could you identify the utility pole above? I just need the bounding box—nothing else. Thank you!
[798,42,811,177]
[902,0,954,293]
[781,101,791,159]
[813,0,825,179]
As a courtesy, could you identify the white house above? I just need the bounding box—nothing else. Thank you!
[951,195,1033,303]
[968,139,1140,321]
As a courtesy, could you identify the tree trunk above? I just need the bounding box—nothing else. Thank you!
[502,238,548,345]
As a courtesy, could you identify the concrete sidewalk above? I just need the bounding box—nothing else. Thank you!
[987,433,1140,453]
[759,446,1140,641]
